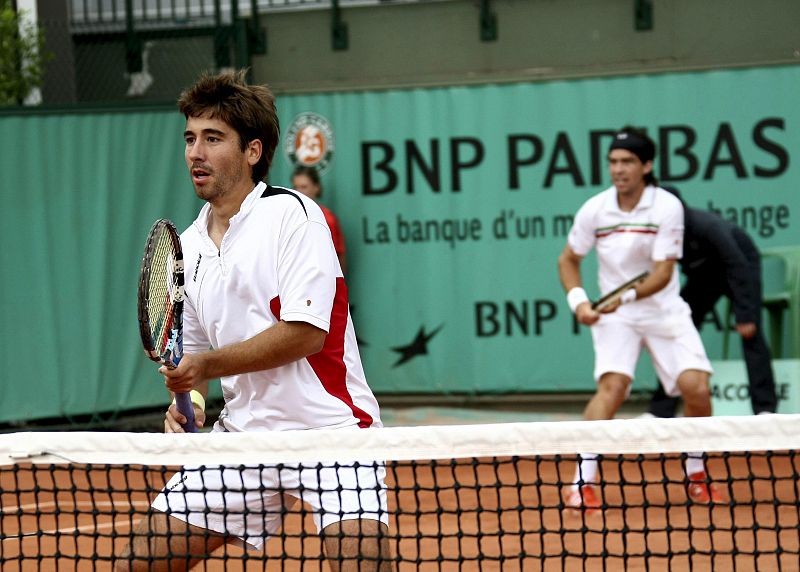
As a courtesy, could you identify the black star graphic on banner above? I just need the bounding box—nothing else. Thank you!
[391,324,444,368]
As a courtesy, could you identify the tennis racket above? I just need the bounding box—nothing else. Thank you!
[137,219,196,433]
[592,271,650,311]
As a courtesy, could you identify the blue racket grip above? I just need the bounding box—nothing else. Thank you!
[170,354,197,433]
[174,392,198,433]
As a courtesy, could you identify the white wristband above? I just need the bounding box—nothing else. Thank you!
[566,287,590,313]
[620,288,637,305]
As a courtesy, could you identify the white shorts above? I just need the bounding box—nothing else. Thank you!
[590,306,713,397]
[151,460,389,550]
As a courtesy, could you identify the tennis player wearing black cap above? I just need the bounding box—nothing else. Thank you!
[557,126,725,512]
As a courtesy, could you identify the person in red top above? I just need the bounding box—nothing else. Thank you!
[292,166,347,274]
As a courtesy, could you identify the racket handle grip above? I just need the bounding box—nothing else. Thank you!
[175,392,198,433]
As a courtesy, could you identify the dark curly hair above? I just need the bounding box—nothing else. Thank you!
[178,69,279,183]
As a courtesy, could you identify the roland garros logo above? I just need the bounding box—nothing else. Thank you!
[284,112,335,174]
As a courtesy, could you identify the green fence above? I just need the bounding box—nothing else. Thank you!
[2,65,799,423]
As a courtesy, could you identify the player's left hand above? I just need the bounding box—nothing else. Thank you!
[160,353,208,394]
[736,322,757,340]
[575,302,601,325]
[164,401,206,433]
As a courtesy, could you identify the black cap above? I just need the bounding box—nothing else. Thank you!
[609,130,655,163]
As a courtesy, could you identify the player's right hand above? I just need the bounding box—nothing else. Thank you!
[161,353,208,394]
[165,401,205,433]
[575,302,600,325]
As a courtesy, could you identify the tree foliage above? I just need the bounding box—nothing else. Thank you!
[0,0,50,105]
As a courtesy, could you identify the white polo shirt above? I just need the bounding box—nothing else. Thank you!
[568,185,687,319]
[180,182,382,432]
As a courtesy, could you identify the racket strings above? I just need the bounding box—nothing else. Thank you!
[147,230,178,354]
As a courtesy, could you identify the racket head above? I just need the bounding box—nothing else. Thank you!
[137,219,185,367]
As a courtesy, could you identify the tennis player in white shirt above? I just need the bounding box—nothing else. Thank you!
[557,126,725,511]
[116,70,392,571]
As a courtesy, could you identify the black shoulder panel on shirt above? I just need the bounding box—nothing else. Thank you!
[260,185,308,218]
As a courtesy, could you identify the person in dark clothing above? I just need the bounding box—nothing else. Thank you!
[646,187,778,417]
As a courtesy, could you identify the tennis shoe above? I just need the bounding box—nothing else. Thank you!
[687,471,727,504]
[563,485,601,512]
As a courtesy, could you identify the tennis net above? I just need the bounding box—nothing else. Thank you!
[1,414,798,571]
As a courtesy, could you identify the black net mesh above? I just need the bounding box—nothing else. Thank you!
[2,416,799,570]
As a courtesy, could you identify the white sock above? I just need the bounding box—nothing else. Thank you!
[573,453,598,490]
[685,453,704,477]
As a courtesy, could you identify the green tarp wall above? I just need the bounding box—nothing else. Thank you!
[2,65,798,423]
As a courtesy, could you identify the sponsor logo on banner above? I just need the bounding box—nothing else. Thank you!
[285,112,335,174]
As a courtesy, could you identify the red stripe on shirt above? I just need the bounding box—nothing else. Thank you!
[595,228,658,239]
[269,280,374,428]
[269,296,281,322]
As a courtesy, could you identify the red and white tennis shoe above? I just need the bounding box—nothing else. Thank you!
[687,471,727,504]
[563,485,602,512]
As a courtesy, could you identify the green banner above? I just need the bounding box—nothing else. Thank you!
[711,360,800,416]
[0,111,207,423]
[1,65,798,423]
[270,66,800,396]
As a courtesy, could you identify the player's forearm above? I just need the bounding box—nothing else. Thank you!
[633,260,674,299]
[557,248,584,291]
[200,321,326,379]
